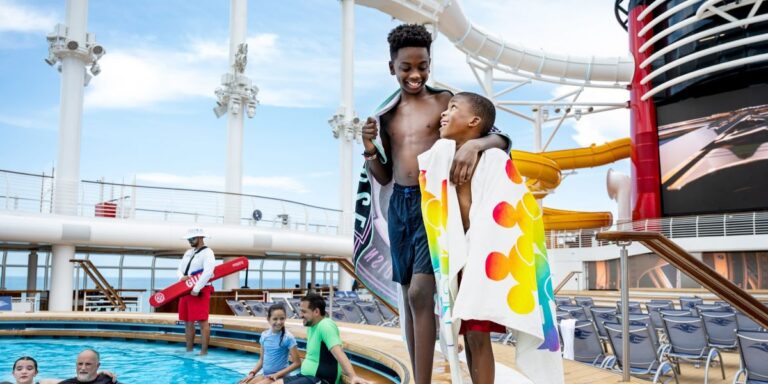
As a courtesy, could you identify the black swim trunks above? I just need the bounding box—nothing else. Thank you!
[388,184,434,285]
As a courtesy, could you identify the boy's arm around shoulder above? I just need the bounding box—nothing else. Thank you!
[451,129,510,185]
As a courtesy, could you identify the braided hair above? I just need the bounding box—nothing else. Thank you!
[267,303,287,346]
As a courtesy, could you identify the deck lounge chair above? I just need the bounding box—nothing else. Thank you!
[245,300,268,317]
[662,315,725,383]
[590,306,618,349]
[679,297,703,313]
[340,302,365,324]
[604,322,679,383]
[356,301,387,326]
[700,312,738,351]
[735,312,764,332]
[559,305,589,321]
[375,300,399,326]
[226,299,250,316]
[616,301,643,314]
[733,330,768,384]
[572,320,614,369]
[555,296,573,306]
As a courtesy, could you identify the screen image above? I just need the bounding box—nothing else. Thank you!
[587,253,680,290]
[656,84,768,216]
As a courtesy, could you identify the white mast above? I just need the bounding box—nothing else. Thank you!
[46,0,104,311]
[329,0,362,291]
[214,0,258,291]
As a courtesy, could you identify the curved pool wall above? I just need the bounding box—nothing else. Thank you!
[0,314,404,383]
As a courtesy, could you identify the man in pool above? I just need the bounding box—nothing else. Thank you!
[55,349,120,384]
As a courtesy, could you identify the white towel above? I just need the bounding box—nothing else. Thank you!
[560,318,577,360]
[418,139,564,384]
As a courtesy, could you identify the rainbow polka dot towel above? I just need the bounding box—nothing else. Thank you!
[418,139,564,384]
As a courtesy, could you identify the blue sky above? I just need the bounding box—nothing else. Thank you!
[0,0,631,218]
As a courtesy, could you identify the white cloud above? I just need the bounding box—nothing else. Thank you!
[82,32,358,109]
[550,86,631,147]
[0,0,57,33]
[84,34,279,109]
[0,114,51,130]
[570,107,631,147]
[135,172,309,194]
[84,51,214,109]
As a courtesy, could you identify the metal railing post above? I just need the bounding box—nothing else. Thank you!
[619,241,631,382]
[329,264,335,319]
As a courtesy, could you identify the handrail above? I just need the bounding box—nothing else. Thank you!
[320,256,398,316]
[545,210,768,249]
[70,259,126,311]
[596,231,768,329]
[553,271,582,294]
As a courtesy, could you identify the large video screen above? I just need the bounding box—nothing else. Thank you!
[656,83,768,216]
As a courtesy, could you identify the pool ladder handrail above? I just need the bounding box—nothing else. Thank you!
[70,258,126,311]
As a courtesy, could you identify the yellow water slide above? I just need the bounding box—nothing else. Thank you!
[510,138,631,230]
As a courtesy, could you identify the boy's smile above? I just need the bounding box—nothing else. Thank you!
[390,46,430,95]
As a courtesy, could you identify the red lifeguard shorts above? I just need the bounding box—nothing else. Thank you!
[178,285,213,322]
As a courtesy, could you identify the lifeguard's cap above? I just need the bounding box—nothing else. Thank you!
[182,227,208,240]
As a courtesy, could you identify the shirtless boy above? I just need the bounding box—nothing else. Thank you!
[361,24,509,384]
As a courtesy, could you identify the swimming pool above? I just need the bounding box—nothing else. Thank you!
[0,315,404,383]
[0,337,255,384]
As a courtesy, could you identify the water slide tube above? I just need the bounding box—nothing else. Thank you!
[511,138,631,230]
[357,0,634,86]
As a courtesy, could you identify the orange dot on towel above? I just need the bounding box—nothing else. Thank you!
[485,251,510,281]
[492,201,517,228]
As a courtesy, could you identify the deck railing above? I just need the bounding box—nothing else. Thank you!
[597,231,768,329]
[546,211,768,249]
[0,169,341,234]
[598,230,768,381]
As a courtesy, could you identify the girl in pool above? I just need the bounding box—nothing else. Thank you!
[11,356,39,384]
[240,303,301,384]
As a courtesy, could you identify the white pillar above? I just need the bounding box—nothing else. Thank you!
[222,0,248,291]
[299,259,307,289]
[607,169,632,229]
[310,259,317,291]
[533,106,545,207]
[533,106,543,152]
[337,0,356,291]
[50,0,89,312]
[27,250,39,291]
[50,245,75,311]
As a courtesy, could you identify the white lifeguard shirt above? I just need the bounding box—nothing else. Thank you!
[176,247,216,293]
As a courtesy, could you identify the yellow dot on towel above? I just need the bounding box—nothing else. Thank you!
[508,285,535,314]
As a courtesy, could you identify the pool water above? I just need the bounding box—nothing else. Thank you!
[0,337,256,384]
